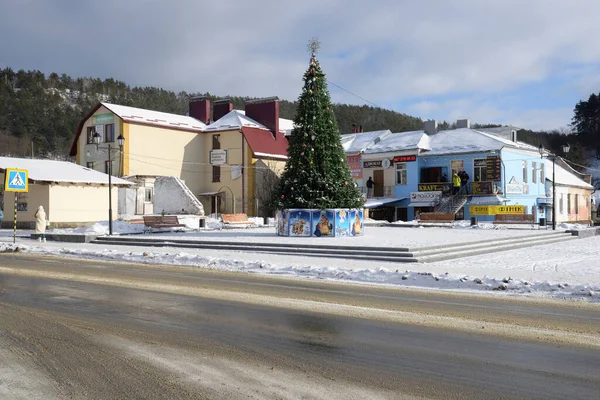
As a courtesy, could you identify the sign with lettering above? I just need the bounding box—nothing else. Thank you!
[471,181,494,195]
[486,156,502,181]
[469,205,525,215]
[393,155,417,163]
[410,191,442,202]
[506,184,523,194]
[363,160,382,168]
[210,149,228,165]
[91,113,114,125]
[346,154,362,178]
[418,183,451,193]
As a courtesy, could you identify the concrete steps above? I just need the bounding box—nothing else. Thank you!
[91,231,577,263]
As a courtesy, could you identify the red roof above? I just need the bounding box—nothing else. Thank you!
[241,127,288,160]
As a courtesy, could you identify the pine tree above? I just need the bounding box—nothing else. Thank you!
[272,40,364,210]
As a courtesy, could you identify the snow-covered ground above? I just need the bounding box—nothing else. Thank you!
[1,218,599,303]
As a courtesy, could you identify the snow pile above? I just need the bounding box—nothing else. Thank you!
[50,220,146,235]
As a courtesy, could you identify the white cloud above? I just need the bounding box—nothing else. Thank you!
[2,0,600,129]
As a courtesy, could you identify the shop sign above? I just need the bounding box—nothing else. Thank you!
[393,155,417,163]
[469,205,525,215]
[346,154,362,178]
[91,113,114,125]
[471,181,494,195]
[363,160,381,168]
[418,183,451,193]
[410,191,442,202]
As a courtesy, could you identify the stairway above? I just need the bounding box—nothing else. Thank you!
[435,193,467,214]
[91,231,577,264]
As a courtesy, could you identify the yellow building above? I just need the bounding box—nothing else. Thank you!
[0,156,132,228]
[70,98,290,217]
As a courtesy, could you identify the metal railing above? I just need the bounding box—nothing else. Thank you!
[358,185,395,198]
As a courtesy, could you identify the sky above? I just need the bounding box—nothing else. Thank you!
[2,0,600,131]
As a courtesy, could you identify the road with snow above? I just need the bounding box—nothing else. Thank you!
[1,254,599,399]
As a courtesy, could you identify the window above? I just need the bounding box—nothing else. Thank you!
[144,188,153,203]
[575,194,579,215]
[522,160,527,183]
[567,194,571,214]
[451,160,463,175]
[559,194,564,213]
[105,123,114,142]
[87,127,95,144]
[395,163,407,185]
[473,159,487,181]
[212,134,221,150]
[532,162,537,184]
[540,163,545,183]
[95,125,104,143]
[86,162,94,169]
[212,165,221,182]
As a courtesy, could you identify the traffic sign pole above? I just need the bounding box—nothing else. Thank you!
[13,194,17,244]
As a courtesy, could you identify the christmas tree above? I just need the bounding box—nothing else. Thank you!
[272,39,364,210]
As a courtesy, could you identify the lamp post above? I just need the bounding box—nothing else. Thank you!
[94,132,125,236]
[539,143,570,230]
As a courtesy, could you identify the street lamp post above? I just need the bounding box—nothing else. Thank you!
[539,143,570,231]
[94,132,125,236]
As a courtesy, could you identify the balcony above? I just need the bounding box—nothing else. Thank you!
[359,185,395,198]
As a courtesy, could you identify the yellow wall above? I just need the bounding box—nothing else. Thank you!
[48,184,118,223]
[3,184,49,226]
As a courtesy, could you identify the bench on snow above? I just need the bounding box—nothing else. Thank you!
[143,215,186,228]
[493,214,535,224]
[418,212,455,224]
[221,213,255,226]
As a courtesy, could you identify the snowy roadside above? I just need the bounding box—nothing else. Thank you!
[1,220,599,303]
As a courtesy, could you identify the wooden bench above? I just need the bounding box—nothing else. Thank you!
[143,215,186,228]
[221,213,255,226]
[493,214,535,224]
[418,212,455,223]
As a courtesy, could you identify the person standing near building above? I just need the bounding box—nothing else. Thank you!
[366,177,374,198]
[452,172,461,195]
[459,170,470,194]
[35,205,47,243]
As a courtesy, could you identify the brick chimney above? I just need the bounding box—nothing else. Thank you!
[213,98,234,122]
[188,96,210,125]
[245,97,279,137]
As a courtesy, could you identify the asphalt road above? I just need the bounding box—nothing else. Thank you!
[0,254,599,400]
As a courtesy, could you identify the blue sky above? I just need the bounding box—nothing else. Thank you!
[2,0,600,131]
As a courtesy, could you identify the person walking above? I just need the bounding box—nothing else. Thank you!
[366,177,374,198]
[452,172,461,195]
[35,205,47,243]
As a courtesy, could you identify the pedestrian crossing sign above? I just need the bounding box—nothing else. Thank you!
[4,168,29,192]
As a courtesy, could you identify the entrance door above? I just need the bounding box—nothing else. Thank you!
[373,170,384,197]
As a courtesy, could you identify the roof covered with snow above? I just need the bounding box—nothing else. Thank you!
[341,130,391,154]
[547,158,594,189]
[364,130,430,154]
[241,127,289,160]
[102,103,206,132]
[206,109,294,135]
[0,157,133,186]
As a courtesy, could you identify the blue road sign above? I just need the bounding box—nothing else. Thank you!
[5,168,29,192]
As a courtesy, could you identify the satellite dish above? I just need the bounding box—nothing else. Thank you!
[382,159,391,169]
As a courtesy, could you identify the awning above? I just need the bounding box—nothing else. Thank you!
[469,195,505,205]
[408,201,439,207]
[364,197,407,209]
[537,197,553,204]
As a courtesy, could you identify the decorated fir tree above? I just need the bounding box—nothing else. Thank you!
[272,40,364,210]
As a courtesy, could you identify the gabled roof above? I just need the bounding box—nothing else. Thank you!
[206,109,294,135]
[70,102,205,156]
[0,156,133,186]
[363,130,430,154]
[423,128,536,155]
[241,127,289,160]
[101,103,206,131]
[546,159,593,189]
[341,130,391,154]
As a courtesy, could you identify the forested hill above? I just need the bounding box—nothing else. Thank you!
[0,68,423,158]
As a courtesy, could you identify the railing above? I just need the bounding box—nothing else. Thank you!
[358,185,395,198]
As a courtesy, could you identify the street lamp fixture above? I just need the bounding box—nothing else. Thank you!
[93,132,125,236]
[538,144,570,231]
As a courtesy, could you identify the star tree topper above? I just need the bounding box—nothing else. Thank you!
[307,37,320,57]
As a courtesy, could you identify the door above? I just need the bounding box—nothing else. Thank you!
[373,170,384,197]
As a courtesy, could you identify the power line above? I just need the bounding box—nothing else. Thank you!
[326,79,380,108]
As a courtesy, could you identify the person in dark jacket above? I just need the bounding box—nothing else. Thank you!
[459,171,470,194]
[366,177,374,198]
